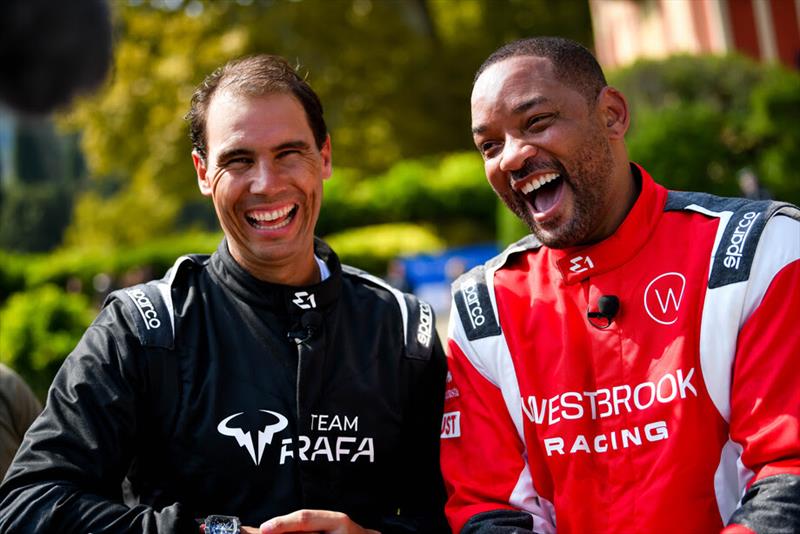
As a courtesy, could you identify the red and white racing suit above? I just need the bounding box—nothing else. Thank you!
[441,165,800,533]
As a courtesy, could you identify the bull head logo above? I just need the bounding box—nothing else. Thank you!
[217,410,289,466]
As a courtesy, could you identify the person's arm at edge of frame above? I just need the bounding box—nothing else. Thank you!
[439,303,553,534]
[723,214,800,534]
[389,319,449,533]
[0,364,42,479]
[0,301,196,533]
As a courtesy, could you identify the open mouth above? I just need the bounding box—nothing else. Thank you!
[245,204,298,230]
[516,172,564,213]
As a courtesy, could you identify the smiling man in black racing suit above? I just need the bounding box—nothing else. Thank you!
[0,55,448,534]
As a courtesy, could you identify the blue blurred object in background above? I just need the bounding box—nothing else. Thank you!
[394,243,500,337]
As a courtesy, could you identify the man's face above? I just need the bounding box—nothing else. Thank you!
[193,90,331,279]
[471,56,617,248]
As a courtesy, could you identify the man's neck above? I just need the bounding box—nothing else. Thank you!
[230,246,321,286]
[597,161,640,244]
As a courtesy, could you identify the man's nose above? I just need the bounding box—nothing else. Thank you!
[499,137,537,174]
[249,161,281,193]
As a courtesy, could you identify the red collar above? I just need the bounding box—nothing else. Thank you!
[551,164,668,284]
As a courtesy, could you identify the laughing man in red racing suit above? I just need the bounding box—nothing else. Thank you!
[440,37,800,534]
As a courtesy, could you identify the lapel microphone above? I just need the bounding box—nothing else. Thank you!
[587,295,620,329]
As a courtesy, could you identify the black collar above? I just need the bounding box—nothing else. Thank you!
[208,237,342,320]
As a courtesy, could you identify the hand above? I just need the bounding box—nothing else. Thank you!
[259,509,380,534]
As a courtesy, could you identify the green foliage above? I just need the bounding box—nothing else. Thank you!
[319,152,495,239]
[742,70,800,202]
[0,181,75,252]
[611,54,800,204]
[626,104,736,196]
[0,250,36,301]
[24,231,221,298]
[59,0,592,248]
[324,223,445,275]
[63,183,181,249]
[611,54,762,116]
[0,285,95,399]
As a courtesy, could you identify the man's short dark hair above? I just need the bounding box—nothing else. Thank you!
[475,37,607,103]
[186,54,327,159]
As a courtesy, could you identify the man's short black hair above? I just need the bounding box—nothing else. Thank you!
[186,54,328,160]
[475,37,607,103]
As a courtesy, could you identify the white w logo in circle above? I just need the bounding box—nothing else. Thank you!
[644,272,686,325]
[217,410,289,466]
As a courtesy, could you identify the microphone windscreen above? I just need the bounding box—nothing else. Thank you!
[301,311,323,329]
[0,0,112,114]
[598,295,620,318]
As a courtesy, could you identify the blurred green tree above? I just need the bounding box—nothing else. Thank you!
[61,0,593,248]
[0,285,95,399]
[612,54,800,204]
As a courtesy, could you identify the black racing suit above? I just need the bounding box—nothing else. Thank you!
[0,239,448,533]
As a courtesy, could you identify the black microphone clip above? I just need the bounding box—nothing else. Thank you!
[587,295,620,329]
[288,311,323,344]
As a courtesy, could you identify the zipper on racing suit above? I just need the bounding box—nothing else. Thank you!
[288,310,327,505]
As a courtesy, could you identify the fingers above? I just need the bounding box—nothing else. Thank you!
[260,509,369,534]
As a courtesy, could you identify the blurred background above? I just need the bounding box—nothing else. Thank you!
[0,0,798,400]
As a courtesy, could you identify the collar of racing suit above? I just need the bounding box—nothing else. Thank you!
[551,163,670,285]
[208,237,343,323]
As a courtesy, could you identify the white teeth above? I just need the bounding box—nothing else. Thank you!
[515,172,559,195]
[262,217,291,229]
[250,205,294,222]
[521,180,538,195]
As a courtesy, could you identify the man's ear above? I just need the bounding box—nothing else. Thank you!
[320,135,332,181]
[192,149,212,196]
[597,86,630,140]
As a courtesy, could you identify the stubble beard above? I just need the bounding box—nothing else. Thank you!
[502,133,615,249]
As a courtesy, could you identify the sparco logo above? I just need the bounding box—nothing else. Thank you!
[292,291,317,309]
[461,278,486,328]
[217,410,289,466]
[417,301,433,347]
[724,211,760,269]
[125,288,161,330]
[569,255,594,274]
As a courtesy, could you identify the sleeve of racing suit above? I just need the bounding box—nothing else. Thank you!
[440,304,553,534]
[723,214,800,534]
[379,310,449,534]
[0,303,196,534]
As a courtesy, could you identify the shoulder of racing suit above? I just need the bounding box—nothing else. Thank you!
[105,254,437,362]
[449,234,541,342]
[664,191,800,289]
[102,253,209,349]
[340,264,437,361]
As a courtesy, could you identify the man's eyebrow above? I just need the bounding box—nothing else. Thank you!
[472,96,551,136]
[274,140,311,152]
[512,96,549,115]
[216,147,254,163]
[472,124,487,136]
